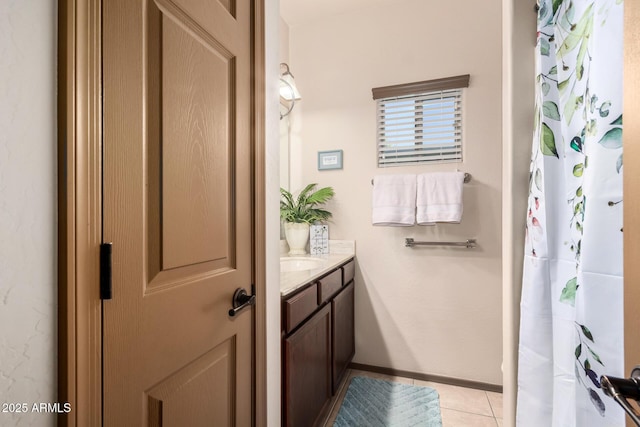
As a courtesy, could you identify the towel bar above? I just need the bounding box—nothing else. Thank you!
[405,238,476,248]
[371,172,472,185]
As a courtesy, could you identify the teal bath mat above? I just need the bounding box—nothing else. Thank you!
[334,376,443,427]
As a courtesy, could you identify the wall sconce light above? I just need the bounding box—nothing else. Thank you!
[280,63,301,119]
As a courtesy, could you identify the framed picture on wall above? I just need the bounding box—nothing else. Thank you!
[317,150,343,170]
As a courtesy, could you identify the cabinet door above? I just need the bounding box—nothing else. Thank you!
[332,281,355,393]
[284,304,332,427]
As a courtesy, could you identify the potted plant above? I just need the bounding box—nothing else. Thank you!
[280,183,335,255]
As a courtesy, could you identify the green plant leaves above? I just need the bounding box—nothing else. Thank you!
[579,324,594,342]
[589,94,599,113]
[611,114,623,125]
[559,78,570,95]
[575,344,582,358]
[541,123,559,157]
[558,4,594,58]
[280,184,335,224]
[570,136,583,152]
[573,163,584,177]
[564,92,582,125]
[599,101,611,117]
[617,154,623,173]
[543,101,561,120]
[598,127,622,149]
[559,1,576,30]
[304,186,335,205]
[589,348,604,366]
[541,38,550,56]
[560,277,578,306]
[576,39,588,81]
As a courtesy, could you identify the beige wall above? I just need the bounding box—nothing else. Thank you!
[279,18,291,190]
[287,0,503,384]
[0,1,58,425]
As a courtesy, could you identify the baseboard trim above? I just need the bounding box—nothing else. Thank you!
[349,363,503,394]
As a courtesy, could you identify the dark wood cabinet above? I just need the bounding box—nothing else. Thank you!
[283,283,318,333]
[318,268,342,304]
[332,280,355,393]
[282,259,356,427]
[284,304,332,427]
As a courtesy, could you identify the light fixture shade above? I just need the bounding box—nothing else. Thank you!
[280,74,301,101]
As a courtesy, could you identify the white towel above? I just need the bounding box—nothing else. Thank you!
[372,174,416,226]
[417,172,465,224]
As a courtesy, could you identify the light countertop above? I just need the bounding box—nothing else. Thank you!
[280,240,355,297]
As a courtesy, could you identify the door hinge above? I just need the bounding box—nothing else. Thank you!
[100,242,113,300]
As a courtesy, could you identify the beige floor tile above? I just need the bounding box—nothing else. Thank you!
[496,418,503,426]
[415,380,493,417]
[349,369,415,385]
[441,408,498,427]
[486,391,503,418]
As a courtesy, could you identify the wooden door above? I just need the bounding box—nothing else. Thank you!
[625,1,640,426]
[102,0,255,424]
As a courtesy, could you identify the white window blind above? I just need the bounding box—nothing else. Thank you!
[372,75,469,167]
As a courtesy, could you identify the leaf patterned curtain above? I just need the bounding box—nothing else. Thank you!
[517,0,624,425]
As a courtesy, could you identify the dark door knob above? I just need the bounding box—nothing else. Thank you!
[228,286,256,317]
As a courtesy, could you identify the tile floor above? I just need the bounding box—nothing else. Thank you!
[321,369,503,427]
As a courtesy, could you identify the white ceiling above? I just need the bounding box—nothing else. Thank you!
[280,0,399,26]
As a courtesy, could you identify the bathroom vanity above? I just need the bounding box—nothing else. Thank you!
[280,252,355,427]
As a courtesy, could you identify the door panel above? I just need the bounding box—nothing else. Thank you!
[160,10,233,269]
[155,0,239,272]
[147,338,235,426]
[102,0,254,424]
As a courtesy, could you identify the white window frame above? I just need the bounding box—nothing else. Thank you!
[372,75,469,167]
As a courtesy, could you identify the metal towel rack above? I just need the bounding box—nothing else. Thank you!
[371,172,472,185]
[405,238,477,249]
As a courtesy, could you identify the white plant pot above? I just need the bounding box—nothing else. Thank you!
[284,222,310,256]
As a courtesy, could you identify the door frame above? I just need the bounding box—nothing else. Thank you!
[624,0,640,426]
[57,0,267,424]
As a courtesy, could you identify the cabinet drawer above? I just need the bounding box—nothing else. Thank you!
[318,268,342,304]
[342,259,355,284]
[284,284,318,333]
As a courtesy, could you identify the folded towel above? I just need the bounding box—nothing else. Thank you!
[417,172,465,224]
[372,174,416,226]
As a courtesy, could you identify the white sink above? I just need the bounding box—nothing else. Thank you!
[280,257,327,272]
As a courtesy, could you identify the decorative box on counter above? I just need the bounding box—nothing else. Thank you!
[309,224,329,255]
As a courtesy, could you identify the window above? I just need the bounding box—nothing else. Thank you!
[372,75,469,167]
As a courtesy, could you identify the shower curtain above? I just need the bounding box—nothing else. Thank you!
[517,0,624,426]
